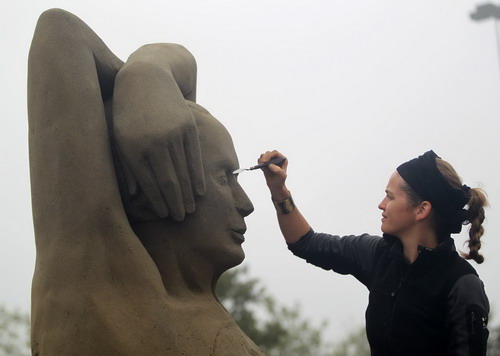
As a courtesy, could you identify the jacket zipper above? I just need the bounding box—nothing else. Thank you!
[471,311,476,336]
[387,264,412,347]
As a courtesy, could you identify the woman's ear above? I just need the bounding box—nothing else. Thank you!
[415,201,432,221]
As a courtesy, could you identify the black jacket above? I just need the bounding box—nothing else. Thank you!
[288,230,489,356]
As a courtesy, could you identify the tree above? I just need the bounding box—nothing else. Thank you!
[3,268,498,356]
[217,266,346,356]
[217,267,500,356]
[330,326,370,356]
[0,305,30,356]
[489,323,500,356]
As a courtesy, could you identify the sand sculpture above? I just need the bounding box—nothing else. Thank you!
[28,8,263,355]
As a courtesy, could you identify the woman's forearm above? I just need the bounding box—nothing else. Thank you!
[275,202,311,244]
[259,151,311,244]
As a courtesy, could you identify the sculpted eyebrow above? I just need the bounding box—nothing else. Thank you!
[212,159,236,172]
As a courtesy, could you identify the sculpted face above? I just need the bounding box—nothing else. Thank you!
[179,101,254,270]
[129,101,254,275]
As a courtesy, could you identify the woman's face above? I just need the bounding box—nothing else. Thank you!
[378,171,418,237]
[180,102,254,270]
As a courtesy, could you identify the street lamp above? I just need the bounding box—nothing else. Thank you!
[470,3,500,70]
[470,3,500,20]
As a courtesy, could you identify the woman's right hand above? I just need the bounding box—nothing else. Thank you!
[258,150,290,201]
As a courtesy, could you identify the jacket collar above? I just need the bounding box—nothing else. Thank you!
[383,234,456,265]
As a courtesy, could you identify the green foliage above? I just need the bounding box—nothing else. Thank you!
[329,327,370,356]
[216,266,368,356]
[0,305,30,356]
[216,266,322,355]
[3,269,498,356]
[489,324,500,356]
[217,266,500,356]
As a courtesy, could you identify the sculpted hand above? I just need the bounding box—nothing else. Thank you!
[112,61,205,221]
[258,150,290,201]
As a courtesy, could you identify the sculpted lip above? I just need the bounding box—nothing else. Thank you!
[231,228,246,243]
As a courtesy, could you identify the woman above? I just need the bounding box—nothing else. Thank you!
[29,9,262,355]
[258,150,489,355]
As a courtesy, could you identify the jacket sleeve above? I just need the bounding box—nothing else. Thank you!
[446,274,489,356]
[287,229,382,287]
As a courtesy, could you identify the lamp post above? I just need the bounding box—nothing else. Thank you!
[470,3,500,71]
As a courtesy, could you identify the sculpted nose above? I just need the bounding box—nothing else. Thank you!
[234,185,254,217]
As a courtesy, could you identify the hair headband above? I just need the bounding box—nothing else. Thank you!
[396,150,470,233]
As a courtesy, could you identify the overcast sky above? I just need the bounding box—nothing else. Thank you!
[1,0,499,343]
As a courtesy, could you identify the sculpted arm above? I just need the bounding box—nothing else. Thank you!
[112,43,205,222]
[28,9,126,236]
[28,9,175,354]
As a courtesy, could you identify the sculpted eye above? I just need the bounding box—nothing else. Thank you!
[217,175,229,185]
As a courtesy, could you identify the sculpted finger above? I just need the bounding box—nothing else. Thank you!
[176,141,196,214]
[131,156,170,219]
[150,149,186,222]
[184,126,205,197]
[114,145,139,196]
[160,140,196,217]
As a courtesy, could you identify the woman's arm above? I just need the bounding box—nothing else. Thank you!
[446,274,489,356]
[258,150,310,243]
[258,150,381,285]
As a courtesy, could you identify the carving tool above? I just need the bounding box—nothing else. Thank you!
[233,157,287,175]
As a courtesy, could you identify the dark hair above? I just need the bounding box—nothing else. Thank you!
[400,158,488,264]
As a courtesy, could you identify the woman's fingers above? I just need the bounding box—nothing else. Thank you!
[258,150,275,164]
[268,163,286,175]
[257,151,288,195]
[258,150,287,174]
